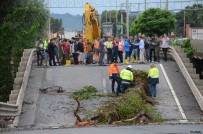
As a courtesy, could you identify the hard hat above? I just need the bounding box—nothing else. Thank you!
[127,65,132,69]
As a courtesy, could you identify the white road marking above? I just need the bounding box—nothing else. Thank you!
[160,64,187,121]
[103,78,107,94]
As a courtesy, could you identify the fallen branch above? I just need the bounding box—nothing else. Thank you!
[112,111,149,125]
[74,97,82,122]
[74,97,96,127]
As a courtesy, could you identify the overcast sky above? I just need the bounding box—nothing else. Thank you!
[46,0,202,15]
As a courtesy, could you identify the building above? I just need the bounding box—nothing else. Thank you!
[186,24,203,40]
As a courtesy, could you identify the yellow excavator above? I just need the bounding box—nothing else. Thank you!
[82,3,101,50]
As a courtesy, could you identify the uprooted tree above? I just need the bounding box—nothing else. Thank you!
[73,70,163,126]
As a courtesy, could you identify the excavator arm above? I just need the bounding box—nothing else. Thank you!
[83,3,101,49]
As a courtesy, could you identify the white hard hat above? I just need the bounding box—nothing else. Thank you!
[127,65,132,69]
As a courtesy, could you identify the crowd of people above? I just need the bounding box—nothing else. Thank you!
[35,33,170,67]
[35,34,164,97]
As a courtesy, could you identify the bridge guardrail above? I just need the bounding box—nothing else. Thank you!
[168,46,203,111]
[0,49,34,128]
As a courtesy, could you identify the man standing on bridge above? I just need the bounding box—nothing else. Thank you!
[120,65,134,93]
[109,59,121,96]
[147,63,159,97]
[35,37,44,66]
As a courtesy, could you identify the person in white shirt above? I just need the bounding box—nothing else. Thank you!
[161,33,170,61]
[139,36,145,63]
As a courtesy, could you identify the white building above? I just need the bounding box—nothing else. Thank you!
[64,30,78,39]
[189,28,203,40]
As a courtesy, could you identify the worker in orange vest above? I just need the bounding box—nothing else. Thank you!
[83,38,88,64]
[109,59,121,96]
[93,38,100,63]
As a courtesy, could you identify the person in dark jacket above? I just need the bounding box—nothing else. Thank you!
[98,38,106,66]
[48,38,56,66]
[77,39,84,64]
[71,38,79,65]
[144,37,151,63]
[35,37,44,66]
[150,35,157,62]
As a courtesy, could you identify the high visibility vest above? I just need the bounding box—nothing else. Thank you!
[83,42,88,53]
[106,41,112,49]
[43,40,49,49]
[109,64,120,76]
[120,69,133,81]
[94,41,99,49]
[148,67,159,78]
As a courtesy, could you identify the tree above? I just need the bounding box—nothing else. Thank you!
[0,0,49,101]
[130,8,176,36]
[50,17,63,33]
[176,4,203,36]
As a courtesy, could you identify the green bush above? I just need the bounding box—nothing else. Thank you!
[71,86,98,100]
[181,39,194,59]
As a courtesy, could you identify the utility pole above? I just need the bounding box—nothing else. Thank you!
[106,9,107,22]
[160,0,162,9]
[116,0,118,25]
[145,0,147,10]
[166,0,168,10]
[183,10,186,37]
[126,0,129,37]
[48,0,51,38]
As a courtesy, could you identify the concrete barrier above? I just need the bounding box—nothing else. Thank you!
[21,57,29,61]
[0,102,18,116]
[20,61,28,67]
[178,53,187,58]
[198,86,203,91]
[169,46,203,111]
[190,74,200,79]
[182,58,190,63]
[13,49,34,127]
[187,68,196,74]
[7,101,16,104]
[193,79,203,86]
[18,67,26,72]
[13,84,21,91]
[16,72,24,78]
[14,78,23,85]
[184,63,193,68]
[0,49,34,128]
[9,94,18,101]
[11,90,20,94]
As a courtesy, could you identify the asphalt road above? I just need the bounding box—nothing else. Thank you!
[16,60,202,128]
[2,124,203,134]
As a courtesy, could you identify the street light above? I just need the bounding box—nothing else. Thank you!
[197,16,199,40]
[126,0,129,37]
